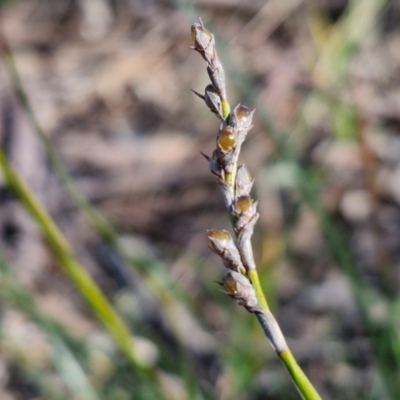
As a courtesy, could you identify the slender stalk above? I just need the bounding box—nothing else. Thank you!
[247,269,269,311]
[0,148,167,396]
[280,350,322,400]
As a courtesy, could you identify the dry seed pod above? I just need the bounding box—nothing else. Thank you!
[216,125,238,175]
[222,272,288,354]
[191,20,227,101]
[201,151,234,208]
[216,178,234,210]
[191,21,215,64]
[222,270,258,307]
[235,165,254,198]
[229,104,255,146]
[192,85,223,120]
[207,64,227,101]
[204,84,223,119]
[207,228,231,249]
[232,196,258,230]
[207,229,246,273]
[235,195,253,213]
[230,105,254,131]
[237,213,259,271]
[200,150,224,180]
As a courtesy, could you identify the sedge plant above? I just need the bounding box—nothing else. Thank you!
[191,20,322,400]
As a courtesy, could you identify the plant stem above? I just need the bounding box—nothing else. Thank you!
[221,99,231,120]
[0,147,165,391]
[247,269,270,311]
[280,350,322,400]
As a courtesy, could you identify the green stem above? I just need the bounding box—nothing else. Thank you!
[0,148,161,383]
[280,350,322,400]
[247,269,270,311]
[221,99,231,120]
[249,265,322,399]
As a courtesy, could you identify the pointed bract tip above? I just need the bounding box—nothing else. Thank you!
[200,151,211,161]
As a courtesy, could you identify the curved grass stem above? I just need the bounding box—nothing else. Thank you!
[0,147,168,398]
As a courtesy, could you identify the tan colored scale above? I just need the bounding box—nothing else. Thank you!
[218,126,237,152]
[236,196,253,213]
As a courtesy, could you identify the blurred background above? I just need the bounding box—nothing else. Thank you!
[1,0,400,399]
